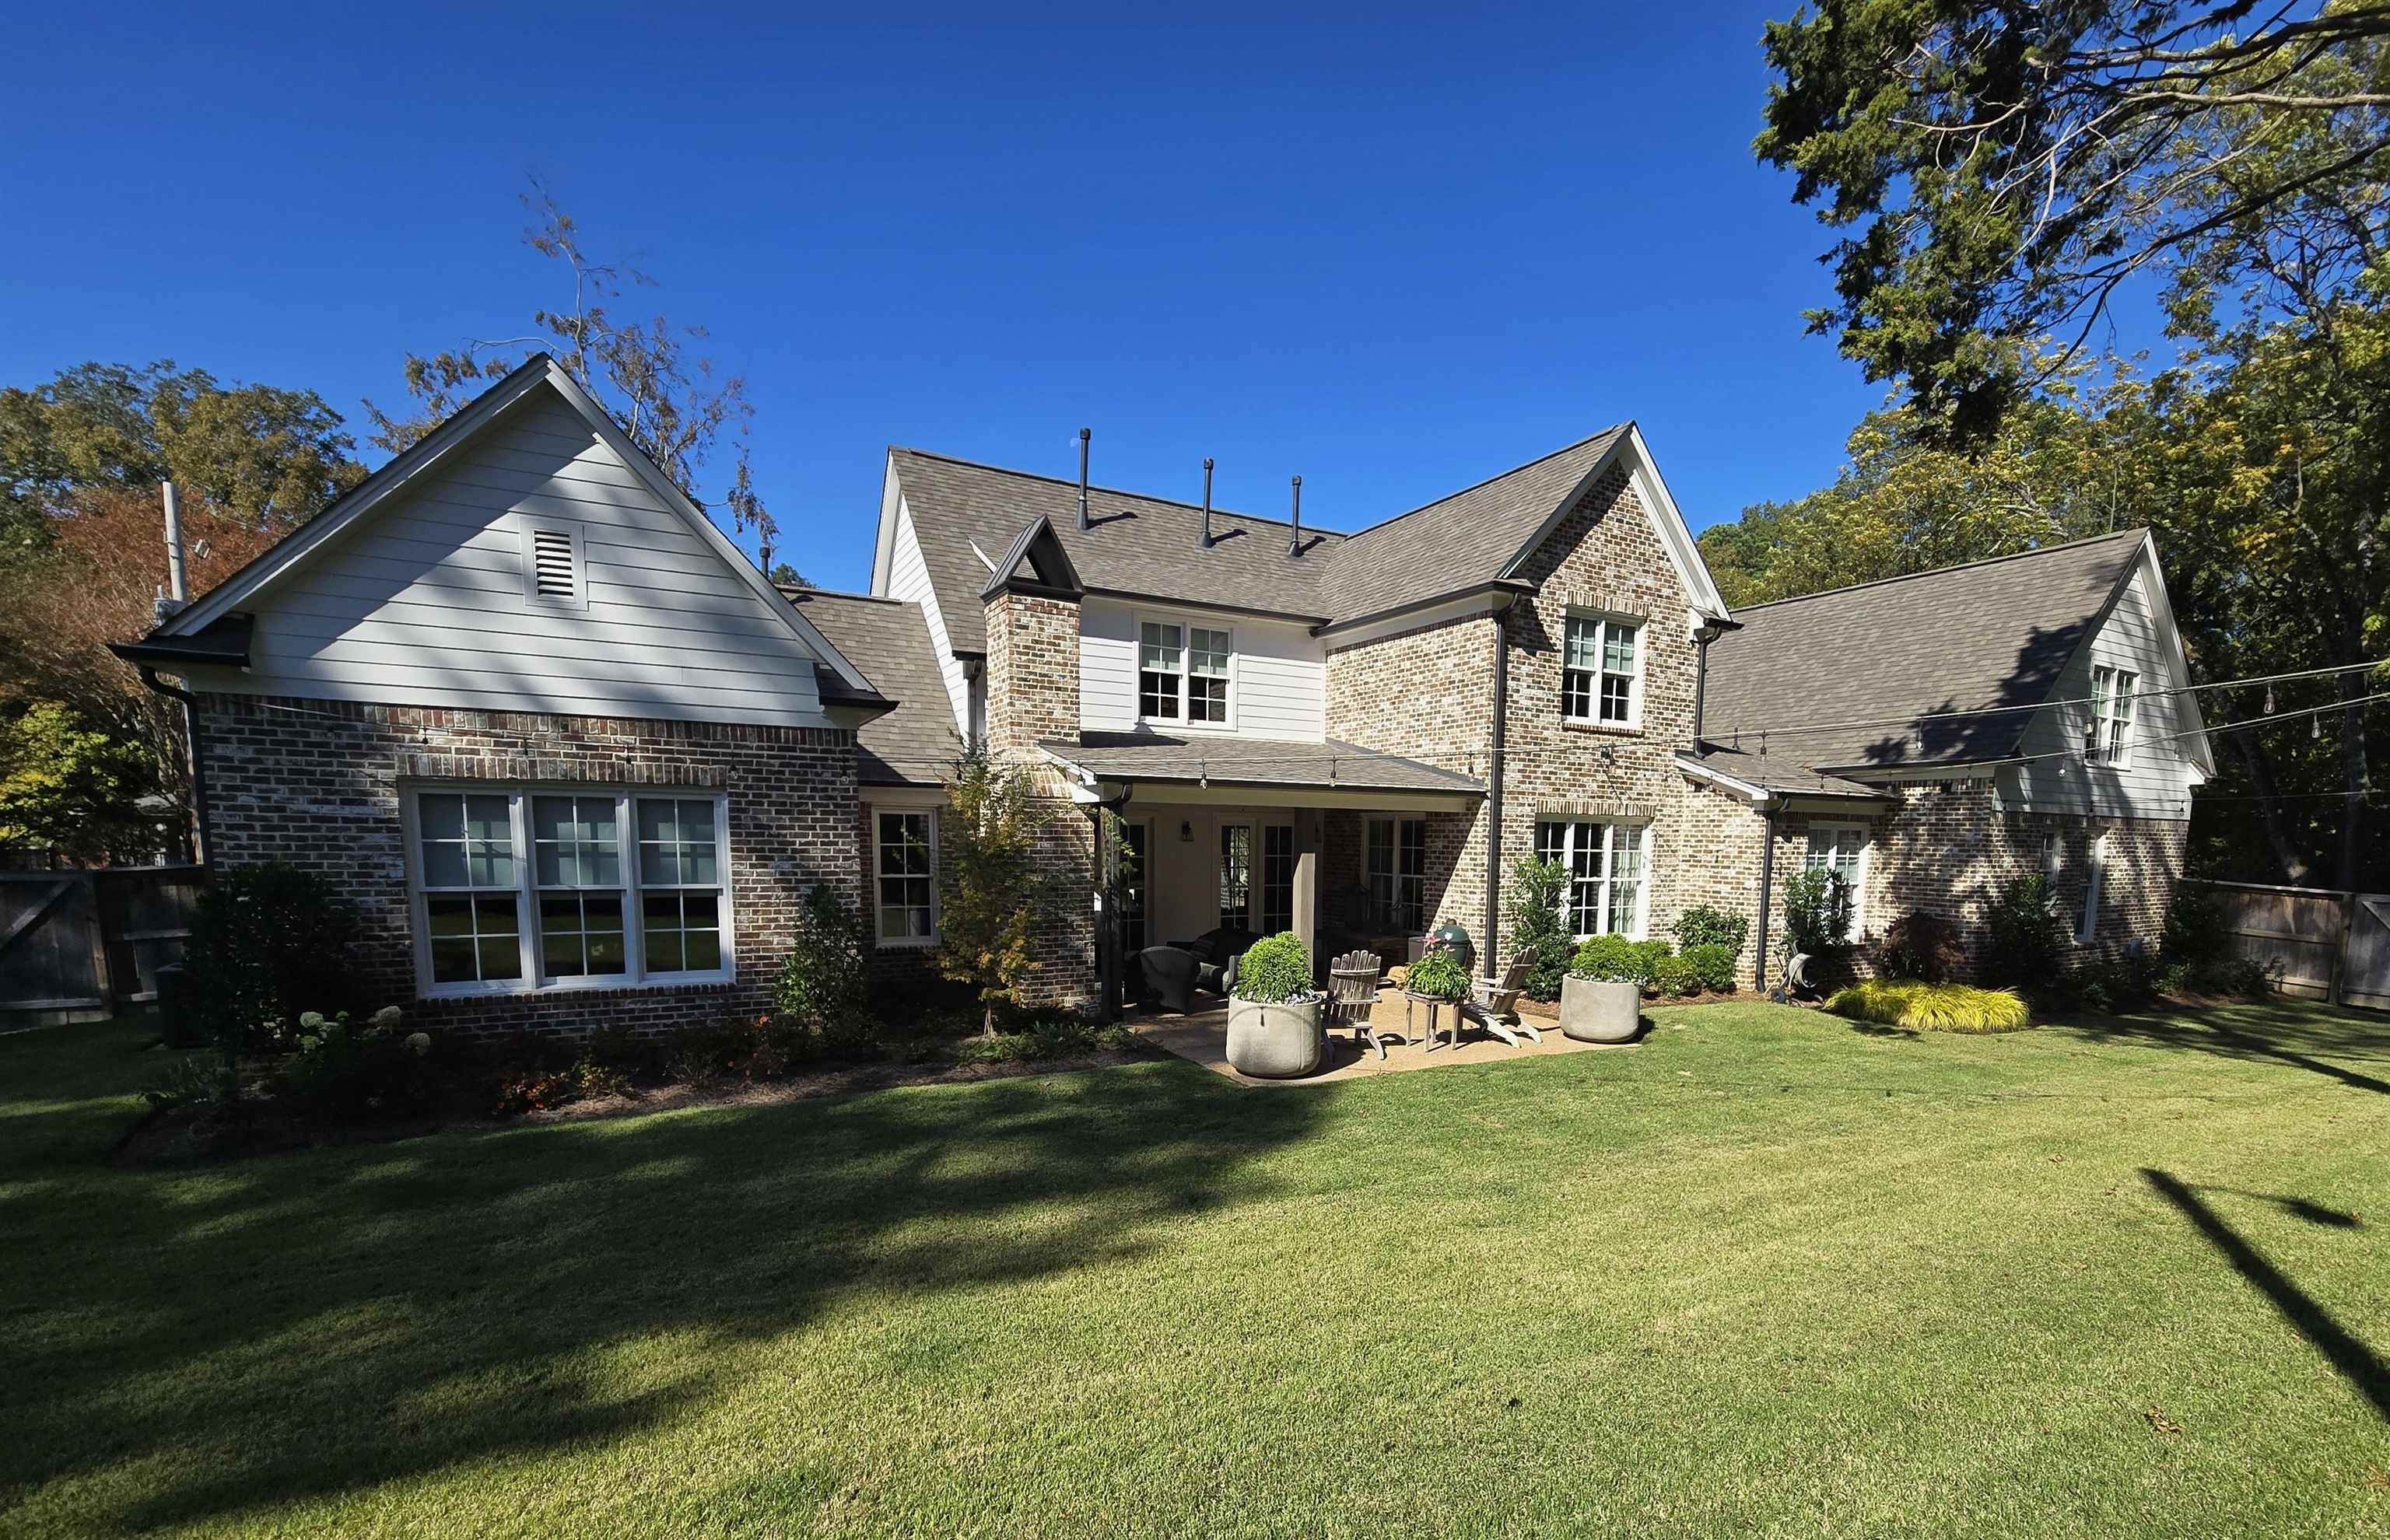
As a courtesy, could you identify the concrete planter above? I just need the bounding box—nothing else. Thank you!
[1225,994,1326,1078]
[1559,976,1642,1043]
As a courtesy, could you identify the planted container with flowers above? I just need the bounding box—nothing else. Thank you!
[1225,931,1326,1078]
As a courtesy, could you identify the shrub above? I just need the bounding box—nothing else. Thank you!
[2158,888,2277,998]
[2070,952,2162,1015]
[1681,942,1737,994]
[1673,904,1749,961]
[1878,910,1963,983]
[1404,950,1470,1002]
[775,884,869,1032]
[1234,932,1316,1003]
[1651,954,1702,997]
[273,1006,445,1122]
[1984,874,2069,989]
[1568,934,1642,984]
[181,864,365,1053]
[1830,979,2031,1033]
[1629,939,1674,986]
[1506,856,1575,1001]
[1783,869,1853,961]
[951,1017,1136,1065]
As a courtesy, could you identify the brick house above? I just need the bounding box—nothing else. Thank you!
[119,352,2209,1034]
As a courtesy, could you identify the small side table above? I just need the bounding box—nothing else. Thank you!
[1406,991,1460,1052]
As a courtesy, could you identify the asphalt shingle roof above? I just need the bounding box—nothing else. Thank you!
[779,586,959,786]
[889,449,1347,653]
[1698,530,2148,782]
[1042,733,1483,795]
[1310,426,1627,623]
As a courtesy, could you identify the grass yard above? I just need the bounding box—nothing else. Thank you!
[4,999,2388,1538]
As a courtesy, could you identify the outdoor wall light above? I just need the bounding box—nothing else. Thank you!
[1180,820,1194,842]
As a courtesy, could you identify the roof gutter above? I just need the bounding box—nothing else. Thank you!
[1310,577,1538,640]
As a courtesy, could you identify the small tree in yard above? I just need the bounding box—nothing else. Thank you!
[1506,855,1573,1002]
[937,744,1053,1038]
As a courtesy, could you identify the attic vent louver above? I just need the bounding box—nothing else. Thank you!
[531,528,575,597]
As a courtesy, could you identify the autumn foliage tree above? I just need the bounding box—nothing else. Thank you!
[935,744,1056,1038]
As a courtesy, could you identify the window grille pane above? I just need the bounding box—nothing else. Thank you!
[1599,673,1632,722]
[1261,825,1295,934]
[534,795,621,887]
[1189,675,1228,722]
[539,891,626,977]
[1138,622,1182,672]
[1603,624,1637,674]
[1561,670,1594,719]
[427,892,522,984]
[1564,617,1601,671]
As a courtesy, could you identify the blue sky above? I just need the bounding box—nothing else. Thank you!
[5,5,1897,593]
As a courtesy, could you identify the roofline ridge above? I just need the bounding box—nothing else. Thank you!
[888,445,1351,537]
[1726,527,2150,614]
[1332,423,1630,543]
[777,583,910,605]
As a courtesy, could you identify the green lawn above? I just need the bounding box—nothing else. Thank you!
[4,1000,2387,1538]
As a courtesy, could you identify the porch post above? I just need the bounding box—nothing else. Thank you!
[1294,809,1321,971]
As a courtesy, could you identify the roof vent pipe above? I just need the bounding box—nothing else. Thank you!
[1288,475,1302,556]
[1077,427,1092,531]
[1201,458,1215,548]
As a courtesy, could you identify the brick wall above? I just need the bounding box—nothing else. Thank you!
[197,692,857,1038]
[981,589,1099,1010]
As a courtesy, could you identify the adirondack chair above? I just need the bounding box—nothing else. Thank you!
[1326,949,1398,1060]
[1465,956,1537,1047]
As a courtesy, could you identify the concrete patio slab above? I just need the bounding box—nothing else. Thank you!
[1129,988,1642,1085]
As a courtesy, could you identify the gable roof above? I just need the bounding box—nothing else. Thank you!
[137,354,878,697]
[1312,426,1628,624]
[885,425,1727,646]
[1698,529,2169,778]
[978,513,1084,600]
[885,447,1346,653]
[780,586,958,786]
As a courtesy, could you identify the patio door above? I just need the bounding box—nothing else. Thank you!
[1219,824,1253,931]
[1260,823,1295,935]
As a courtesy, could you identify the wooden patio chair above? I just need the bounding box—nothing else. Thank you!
[1326,949,1398,1060]
[1465,956,1537,1047]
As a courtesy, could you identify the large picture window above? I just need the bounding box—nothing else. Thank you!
[1137,618,1233,726]
[409,786,733,995]
[874,810,937,946]
[1366,817,1426,933]
[1562,614,1641,727]
[1535,821,1648,938]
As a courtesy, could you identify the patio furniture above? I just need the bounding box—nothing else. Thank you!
[1138,946,1207,1013]
[1465,957,1537,1047]
[1406,990,1460,1052]
[1326,949,1397,1059]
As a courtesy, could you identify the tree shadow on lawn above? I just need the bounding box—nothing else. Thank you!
[2,1059,1326,1532]
[2045,999,2390,1097]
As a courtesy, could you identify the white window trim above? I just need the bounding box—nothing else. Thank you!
[401,782,735,999]
[2089,664,2138,768]
[1561,610,1645,730]
[514,514,590,612]
[1537,820,1652,941]
[2079,831,2108,943]
[1806,822,1872,939]
[871,806,941,950]
[1135,611,1238,733]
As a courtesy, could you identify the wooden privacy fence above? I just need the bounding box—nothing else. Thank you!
[2193,879,2390,1010]
[0,867,205,1029]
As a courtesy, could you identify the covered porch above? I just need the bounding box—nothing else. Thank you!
[1036,733,1484,1010]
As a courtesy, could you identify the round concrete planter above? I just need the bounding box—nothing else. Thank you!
[1225,994,1326,1078]
[1559,976,1642,1043]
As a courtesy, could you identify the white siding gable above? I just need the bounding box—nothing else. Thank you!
[1079,596,1325,740]
[195,383,837,727]
[881,495,971,734]
[2003,565,2199,821]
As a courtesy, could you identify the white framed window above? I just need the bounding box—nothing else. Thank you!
[2041,830,2063,883]
[1805,824,1870,936]
[2088,666,2137,766]
[1220,823,1254,930]
[2080,831,2108,943]
[1260,823,1295,935]
[1137,618,1234,726]
[1535,820,1649,939]
[874,809,938,947]
[1366,817,1426,933]
[1562,614,1642,727]
[407,786,734,996]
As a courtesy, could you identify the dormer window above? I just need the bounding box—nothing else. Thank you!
[1137,619,1234,726]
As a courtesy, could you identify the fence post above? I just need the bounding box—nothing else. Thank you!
[2331,888,2357,1006]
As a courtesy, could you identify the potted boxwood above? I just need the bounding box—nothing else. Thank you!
[1225,931,1326,1078]
[1561,935,1644,1043]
